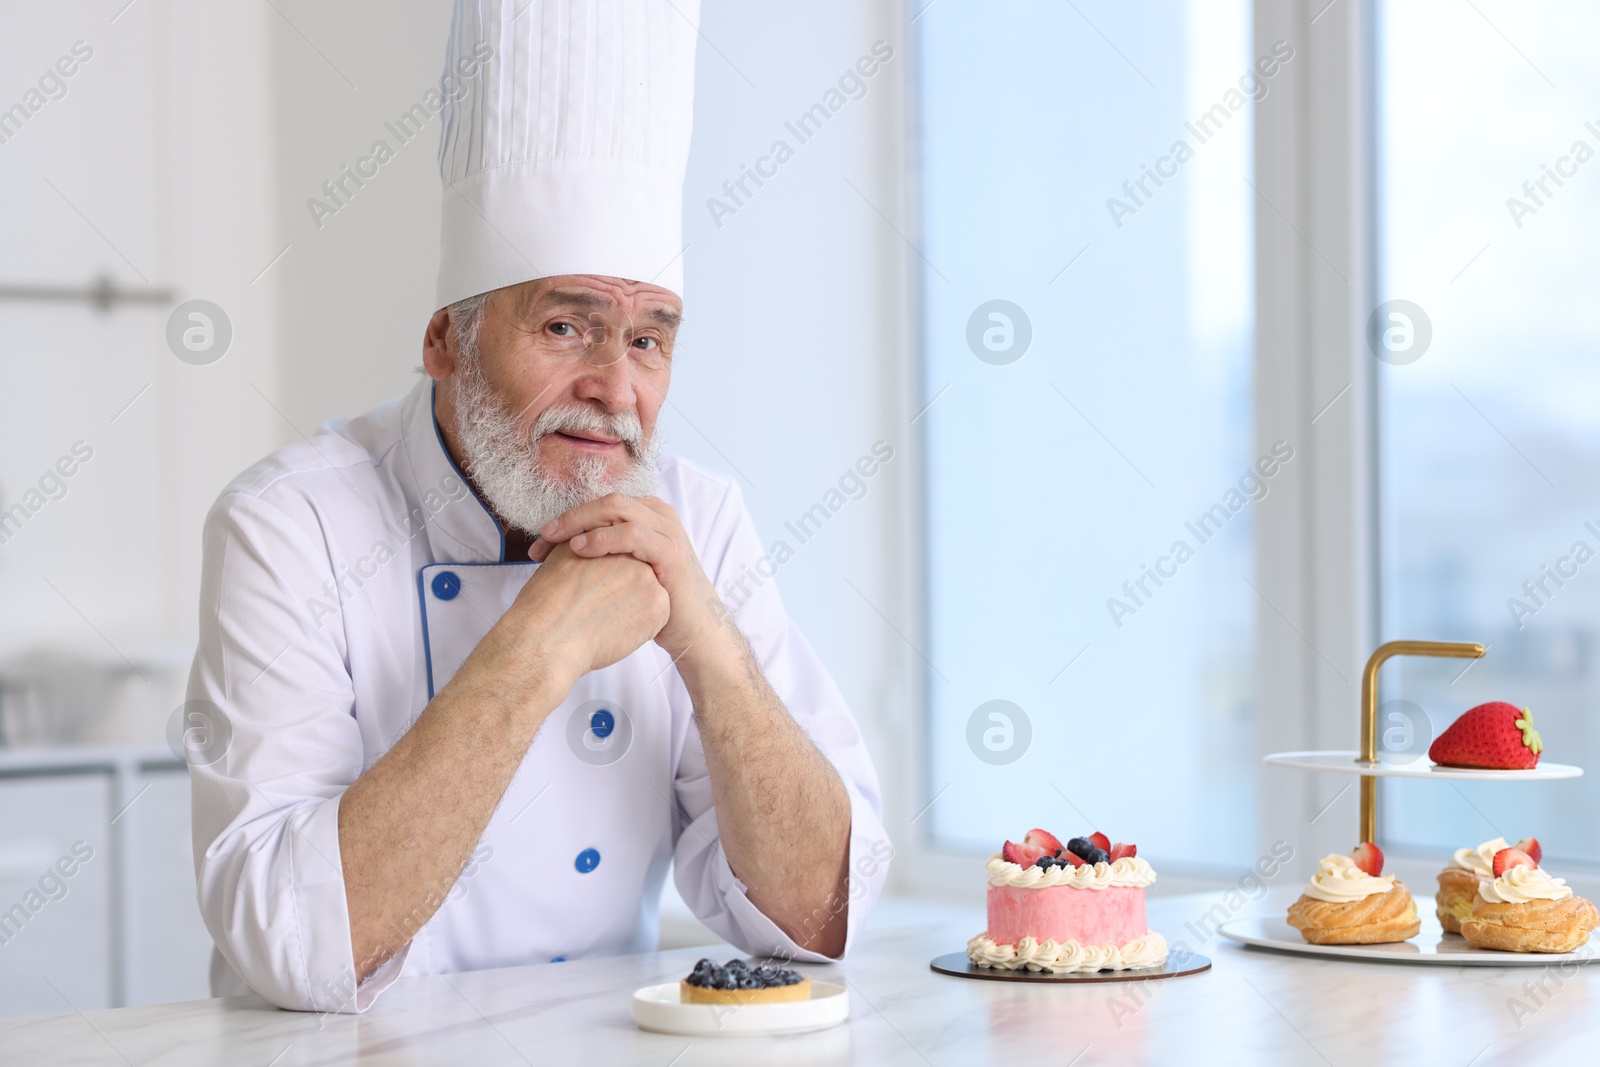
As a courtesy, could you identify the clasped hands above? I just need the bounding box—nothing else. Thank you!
[510,494,733,683]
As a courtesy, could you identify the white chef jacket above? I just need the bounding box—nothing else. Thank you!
[186,374,889,1013]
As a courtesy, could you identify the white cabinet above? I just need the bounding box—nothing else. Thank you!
[123,766,216,1007]
[0,773,113,1018]
[0,748,212,1021]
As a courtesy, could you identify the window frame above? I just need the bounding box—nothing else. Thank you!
[1250,0,1384,873]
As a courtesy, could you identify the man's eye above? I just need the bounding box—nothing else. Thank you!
[550,323,576,337]
[633,336,658,351]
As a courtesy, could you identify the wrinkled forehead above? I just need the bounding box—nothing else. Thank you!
[510,276,682,330]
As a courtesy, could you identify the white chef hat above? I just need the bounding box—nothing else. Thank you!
[434,0,699,311]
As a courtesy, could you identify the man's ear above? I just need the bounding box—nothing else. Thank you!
[422,307,455,381]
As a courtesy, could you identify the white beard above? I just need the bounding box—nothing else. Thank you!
[449,351,661,537]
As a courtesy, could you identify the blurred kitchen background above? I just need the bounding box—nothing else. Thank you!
[4,0,1598,1023]
[4,0,910,1018]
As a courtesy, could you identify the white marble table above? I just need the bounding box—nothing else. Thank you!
[4,889,1596,1065]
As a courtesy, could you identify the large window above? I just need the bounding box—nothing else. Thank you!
[1377,2,1600,861]
[915,0,1260,868]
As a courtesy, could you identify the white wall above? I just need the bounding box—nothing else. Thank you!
[268,2,457,429]
[0,0,282,739]
[672,1,915,872]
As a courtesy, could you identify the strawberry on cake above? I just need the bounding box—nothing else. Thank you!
[966,828,1168,973]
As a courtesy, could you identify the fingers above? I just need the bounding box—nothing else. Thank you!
[567,519,678,569]
[639,497,678,522]
[539,493,660,544]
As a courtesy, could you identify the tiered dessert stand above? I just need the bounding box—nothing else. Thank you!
[1220,640,1587,966]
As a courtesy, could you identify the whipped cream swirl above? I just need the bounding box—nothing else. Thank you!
[1302,853,1395,903]
[967,931,1168,973]
[986,853,1157,890]
[1479,865,1573,904]
[1449,837,1509,878]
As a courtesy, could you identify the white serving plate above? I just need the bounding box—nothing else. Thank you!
[1264,750,1583,781]
[631,980,849,1037]
[1220,904,1596,967]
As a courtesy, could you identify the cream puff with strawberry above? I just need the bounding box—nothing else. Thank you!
[1286,843,1420,945]
[1435,835,1543,933]
[1460,845,1599,953]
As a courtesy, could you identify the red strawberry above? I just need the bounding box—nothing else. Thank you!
[1349,842,1383,877]
[1060,849,1087,867]
[1025,829,1065,856]
[1109,843,1137,861]
[1428,702,1542,769]
[1089,831,1111,853]
[1515,837,1543,865]
[1493,847,1535,877]
[1002,840,1048,868]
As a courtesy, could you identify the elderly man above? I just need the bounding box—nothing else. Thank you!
[187,0,888,1012]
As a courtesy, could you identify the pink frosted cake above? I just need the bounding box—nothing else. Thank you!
[967,828,1168,973]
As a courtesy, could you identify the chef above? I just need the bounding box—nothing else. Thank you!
[186,0,889,1013]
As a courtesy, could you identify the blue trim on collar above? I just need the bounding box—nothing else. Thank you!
[428,379,507,562]
[417,560,539,699]
[417,564,437,699]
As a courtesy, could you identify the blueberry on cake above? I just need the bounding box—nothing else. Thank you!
[679,958,811,1004]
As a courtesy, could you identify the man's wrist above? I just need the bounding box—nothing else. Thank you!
[489,604,582,703]
[673,611,754,696]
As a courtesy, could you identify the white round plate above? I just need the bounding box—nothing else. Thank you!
[631,981,848,1037]
[1263,750,1583,781]
[1220,904,1593,967]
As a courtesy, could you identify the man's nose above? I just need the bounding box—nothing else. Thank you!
[577,329,636,410]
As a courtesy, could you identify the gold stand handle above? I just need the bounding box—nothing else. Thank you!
[1358,640,1486,843]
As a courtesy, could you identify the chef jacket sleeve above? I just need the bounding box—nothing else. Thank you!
[671,479,892,961]
[186,484,407,1013]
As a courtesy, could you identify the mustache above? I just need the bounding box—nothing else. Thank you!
[529,405,647,456]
